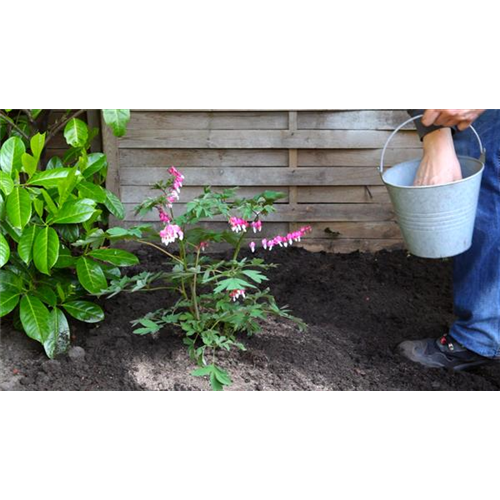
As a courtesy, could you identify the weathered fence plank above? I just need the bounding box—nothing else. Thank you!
[108,110,410,253]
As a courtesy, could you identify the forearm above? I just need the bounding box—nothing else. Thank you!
[413,127,461,186]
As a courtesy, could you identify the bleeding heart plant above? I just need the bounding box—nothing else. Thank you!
[106,166,308,390]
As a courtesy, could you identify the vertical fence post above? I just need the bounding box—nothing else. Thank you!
[288,111,299,237]
[101,111,122,227]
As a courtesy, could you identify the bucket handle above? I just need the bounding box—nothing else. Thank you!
[379,114,486,175]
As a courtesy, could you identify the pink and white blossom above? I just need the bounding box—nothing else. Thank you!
[229,217,249,233]
[256,226,312,252]
[251,220,262,233]
[160,224,184,246]
[249,241,256,253]
[197,241,209,252]
[157,207,171,223]
[158,166,185,209]
[229,289,246,301]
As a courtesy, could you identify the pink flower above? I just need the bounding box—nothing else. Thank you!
[249,242,256,253]
[161,166,185,208]
[168,166,185,182]
[197,241,209,252]
[157,207,171,223]
[229,217,249,233]
[159,224,184,246]
[229,289,246,301]
[262,226,312,251]
[251,220,262,233]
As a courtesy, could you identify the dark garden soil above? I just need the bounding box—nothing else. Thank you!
[2,246,500,391]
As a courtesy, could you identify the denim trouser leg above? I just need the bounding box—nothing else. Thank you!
[449,110,500,358]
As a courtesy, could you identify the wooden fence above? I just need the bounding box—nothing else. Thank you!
[102,110,422,252]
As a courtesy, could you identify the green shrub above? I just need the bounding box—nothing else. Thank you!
[0,109,136,357]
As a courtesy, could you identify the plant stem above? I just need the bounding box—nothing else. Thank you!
[45,109,87,148]
[177,237,191,314]
[123,286,173,293]
[191,248,201,320]
[180,282,189,302]
[0,111,30,141]
[138,240,184,265]
[232,230,247,261]
[20,110,36,128]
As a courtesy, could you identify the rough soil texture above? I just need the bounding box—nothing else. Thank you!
[2,247,500,391]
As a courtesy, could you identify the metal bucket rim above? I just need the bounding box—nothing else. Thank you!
[382,155,485,191]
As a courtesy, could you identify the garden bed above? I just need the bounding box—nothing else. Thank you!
[2,247,500,391]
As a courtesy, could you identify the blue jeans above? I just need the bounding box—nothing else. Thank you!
[450,109,500,358]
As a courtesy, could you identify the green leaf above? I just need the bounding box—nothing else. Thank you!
[0,172,14,196]
[83,153,107,178]
[33,198,44,218]
[106,226,148,239]
[6,187,32,229]
[50,199,96,225]
[18,225,38,264]
[57,167,81,207]
[213,277,254,294]
[0,269,22,292]
[30,132,46,159]
[241,269,268,284]
[34,284,57,307]
[100,263,121,280]
[53,246,75,268]
[77,181,107,203]
[21,153,38,176]
[2,220,22,242]
[102,109,130,137]
[0,233,10,268]
[46,157,64,170]
[0,137,26,174]
[0,290,19,317]
[33,226,59,275]
[41,189,58,214]
[44,308,70,359]
[133,318,162,335]
[19,294,51,342]
[28,168,70,187]
[213,366,232,386]
[55,283,66,303]
[56,224,80,243]
[88,248,139,267]
[76,257,107,294]
[210,372,224,391]
[63,300,104,323]
[0,118,6,142]
[257,190,288,203]
[192,366,214,377]
[64,118,88,147]
[82,209,102,232]
[103,190,125,219]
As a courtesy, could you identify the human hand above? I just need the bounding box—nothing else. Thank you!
[422,109,486,131]
[413,128,462,186]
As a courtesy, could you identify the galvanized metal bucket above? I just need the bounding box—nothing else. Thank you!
[380,115,485,259]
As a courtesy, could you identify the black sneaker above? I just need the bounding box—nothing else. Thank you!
[398,334,492,371]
